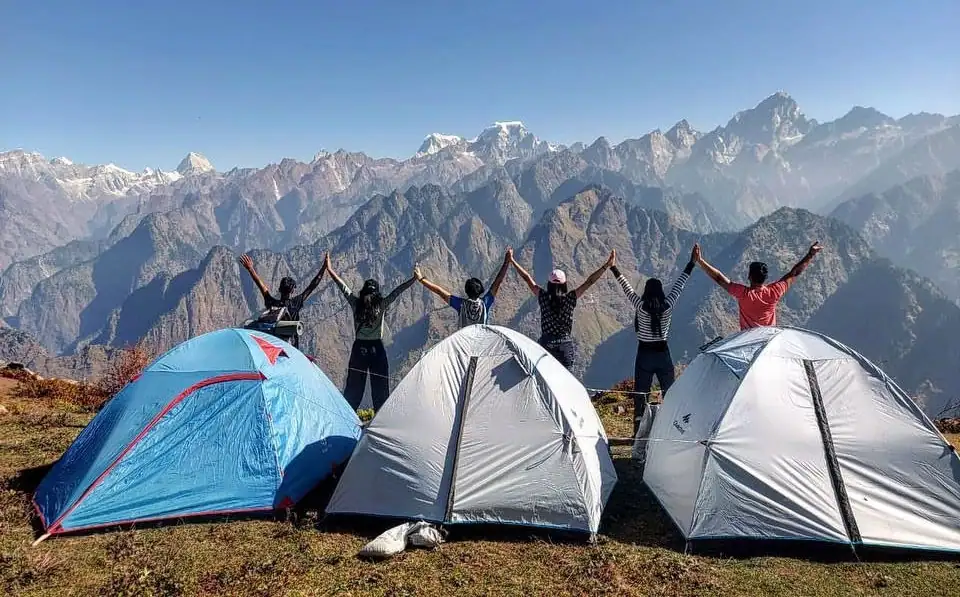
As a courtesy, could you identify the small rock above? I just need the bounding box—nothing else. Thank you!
[0,404,8,415]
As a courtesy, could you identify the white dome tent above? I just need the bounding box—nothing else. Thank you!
[644,326,960,554]
[326,325,617,535]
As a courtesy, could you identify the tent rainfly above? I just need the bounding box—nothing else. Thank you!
[644,326,960,554]
[326,325,617,535]
[33,329,361,541]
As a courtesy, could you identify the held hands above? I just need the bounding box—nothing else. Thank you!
[691,243,702,264]
[605,249,616,268]
[504,247,514,264]
[413,264,423,281]
[239,254,254,270]
[323,252,332,270]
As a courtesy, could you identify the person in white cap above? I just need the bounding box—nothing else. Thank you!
[509,249,615,370]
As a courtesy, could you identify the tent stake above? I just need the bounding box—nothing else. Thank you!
[31,533,50,547]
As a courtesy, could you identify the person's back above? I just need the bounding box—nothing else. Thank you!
[726,279,789,329]
[451,293,494,328]
[416,256,512,330]
[694,243,823,331]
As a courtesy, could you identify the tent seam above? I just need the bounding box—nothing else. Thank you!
[257,384,285,493]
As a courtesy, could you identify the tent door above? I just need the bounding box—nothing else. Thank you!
[443,356,478,521]
[804,359,861,545]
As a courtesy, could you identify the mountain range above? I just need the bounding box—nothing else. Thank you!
[2,91,959,417]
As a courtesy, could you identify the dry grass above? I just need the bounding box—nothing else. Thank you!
[95,343,155,400]
[1,383,959,596]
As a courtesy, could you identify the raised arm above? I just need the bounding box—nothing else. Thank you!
[384,268,419,307]
[665,245,698,306]
[324,253,354,303]
[239,254,271,297]
[778,242,823,288]
[487,248,513,297]
[296,260,327,302]
[695,249,732,291]
[415,265,452,302]
[508,253,540,296]
[608,251,643,312]
[574,250,615,299]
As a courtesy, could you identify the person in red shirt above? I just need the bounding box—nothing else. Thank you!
[695,242,823,329]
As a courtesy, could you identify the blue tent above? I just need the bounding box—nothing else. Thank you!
[33,329,361,537]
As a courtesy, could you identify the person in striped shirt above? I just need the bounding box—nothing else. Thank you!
[610,245,699,436]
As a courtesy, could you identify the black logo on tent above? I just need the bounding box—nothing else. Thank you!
[673,413,691,434]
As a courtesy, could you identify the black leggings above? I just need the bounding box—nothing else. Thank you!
[344,340,390,411]
[634,343,675,436]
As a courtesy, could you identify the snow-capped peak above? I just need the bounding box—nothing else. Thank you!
[312,149,331,162]
[51,156,74,166]
[177,152,214,175]
[417,133,465,156]
[477,121,528,141]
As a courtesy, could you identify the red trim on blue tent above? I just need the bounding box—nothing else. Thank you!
[32,497,47,527]
[253,336,286,365]
[48,505,275,535]
[44,371,265,534]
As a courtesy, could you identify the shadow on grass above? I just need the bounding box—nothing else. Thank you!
[8,462,53,495]
[600,457,684,551]
[7,462,54,536]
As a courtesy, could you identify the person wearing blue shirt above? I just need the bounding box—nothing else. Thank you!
[415,249,512,328]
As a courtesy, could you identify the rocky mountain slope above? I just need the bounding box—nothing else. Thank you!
[0,157,732,337]
[0,150,184,269]
[0,322,115,381]
[828,124,960,208]
[831,169,960,300]
[4,92,960,415]
[16,181,958,416]
[4,92,955,273]
[806,259,960,418]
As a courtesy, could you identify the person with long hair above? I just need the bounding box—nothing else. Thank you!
[416,248,513,328]
[610,246,698,436]
[324,253,418,411]
[510,249,615,371]
[238,253,325,348]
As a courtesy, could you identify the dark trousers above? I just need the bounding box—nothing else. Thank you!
[634,343,675,436]
[539,338,576,371]
[344,340,390,411]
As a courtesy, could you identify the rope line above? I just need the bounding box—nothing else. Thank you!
[607,437,703,444]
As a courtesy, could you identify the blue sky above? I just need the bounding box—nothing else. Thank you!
[2,0,957,171]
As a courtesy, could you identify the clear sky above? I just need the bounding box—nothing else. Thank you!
[2,0,957,171]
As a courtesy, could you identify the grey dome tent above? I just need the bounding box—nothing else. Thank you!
[326,325,617,534]
[644,326,960,553]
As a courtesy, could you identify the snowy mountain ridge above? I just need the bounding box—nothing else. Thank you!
[0,149,218,202]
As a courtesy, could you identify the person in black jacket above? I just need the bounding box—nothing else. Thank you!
[239,254,325,347]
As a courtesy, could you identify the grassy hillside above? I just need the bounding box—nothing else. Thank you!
[1,378,959,596]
